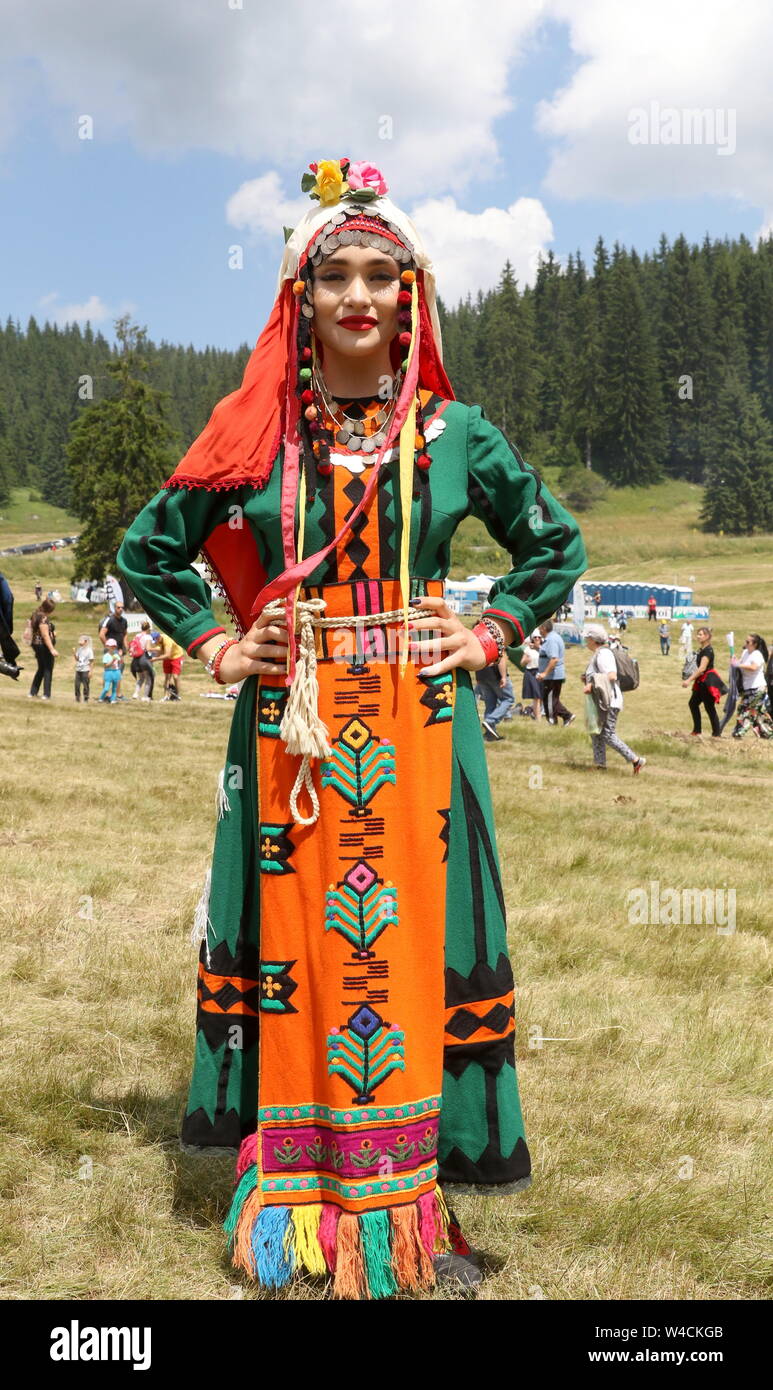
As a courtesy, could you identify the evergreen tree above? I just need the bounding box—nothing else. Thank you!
[0,396,11,508]
[482,261,538,445]
[658,234,716,480]
[67,317,179,582]
[594,250,666,485]
[700,371,773,533]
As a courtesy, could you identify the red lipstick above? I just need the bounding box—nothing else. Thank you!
[338,315,377,331]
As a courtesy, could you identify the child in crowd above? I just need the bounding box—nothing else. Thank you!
[72,634,94,702]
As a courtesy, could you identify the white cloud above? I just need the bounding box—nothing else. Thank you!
[398,195,554,305]
[537,0,773,233]
[4,0,539,197]
[226,172,309,239]
[38,292,109,326]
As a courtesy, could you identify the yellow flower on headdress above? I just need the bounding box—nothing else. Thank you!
[312,160,349,206]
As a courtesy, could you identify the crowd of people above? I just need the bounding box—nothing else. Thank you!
[473,605,773,762]
[3,577,773,748]
[0,586,187,704]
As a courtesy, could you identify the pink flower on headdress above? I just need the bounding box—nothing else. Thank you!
[346,162,388,196]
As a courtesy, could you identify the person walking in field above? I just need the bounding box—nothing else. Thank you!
[28,598,58,700]
[519,630,543,719]
[98,639,122,702]
[647,594,657,621]
[680,620,694,660]
[582,623,645,773]
[682,626,725,738]
[730,633,773,739]
[537,618,575,726]
[128,620,156,700]
[73,634,94,702]
[658,620,670,655]
[151,629,185,701]
[475,651,515,740]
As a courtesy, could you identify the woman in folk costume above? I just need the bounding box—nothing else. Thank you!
[117,157,587,1299]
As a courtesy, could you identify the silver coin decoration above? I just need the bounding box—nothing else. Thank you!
[361,437,377,454]
[348,436,361,450]
[301,304,314,318]
[335,429,351,444]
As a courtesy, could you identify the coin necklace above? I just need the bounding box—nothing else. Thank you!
[312,365,402,455]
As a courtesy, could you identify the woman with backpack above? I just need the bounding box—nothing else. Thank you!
[730,633,773,739]
[582,623,646,773]
[681,626,725,738]
[27,598,58,699]
[129,620,155,700]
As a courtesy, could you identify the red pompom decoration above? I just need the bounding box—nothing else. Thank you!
[416,453,432,470]
[302,346,313,360]
[397,290,412,305]
[398,331,412,346]
[318,461,334,476]
[309,420,320,434]
[301,389,314,403]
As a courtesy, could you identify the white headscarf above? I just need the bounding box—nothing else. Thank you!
[276,195,444,357]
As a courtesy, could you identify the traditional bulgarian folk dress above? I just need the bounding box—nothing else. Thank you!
[118,386,587,1295]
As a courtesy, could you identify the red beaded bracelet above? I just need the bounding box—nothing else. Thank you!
[211,638,239,685]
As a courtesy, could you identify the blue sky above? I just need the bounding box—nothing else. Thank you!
[2,0,770,350]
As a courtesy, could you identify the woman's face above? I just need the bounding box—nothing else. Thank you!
[311,245,401,363]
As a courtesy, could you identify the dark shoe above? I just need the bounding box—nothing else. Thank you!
[0,659,21,680]
[482,720,502,741]
[563,714,576,727]
[433,1252,483,1289]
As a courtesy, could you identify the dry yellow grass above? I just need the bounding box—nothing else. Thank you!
[0,521,771,1301]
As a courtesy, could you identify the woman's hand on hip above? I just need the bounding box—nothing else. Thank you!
[216,610,290,684]
[407,595,490,678]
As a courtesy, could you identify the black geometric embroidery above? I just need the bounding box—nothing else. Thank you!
[257,685,288,737]
[419,673,454,726]
[259,960,298,1014]
[446,1002,513,1041]
[259,823,296,875]
[342,475,370,581]
[438,808,450,862]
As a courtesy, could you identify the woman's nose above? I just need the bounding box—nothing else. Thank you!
[344,275,370,306]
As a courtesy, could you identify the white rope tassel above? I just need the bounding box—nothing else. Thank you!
[216,766,231,820]
[263,597,333,827]
[259,596,415,827]
[191,865,213,967]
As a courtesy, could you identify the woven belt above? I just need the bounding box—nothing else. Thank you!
[261,596,412,827]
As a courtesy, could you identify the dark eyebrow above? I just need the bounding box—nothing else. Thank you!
[318,254,398,267]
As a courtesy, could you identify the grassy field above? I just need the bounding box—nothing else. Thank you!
[1,485,771,1301]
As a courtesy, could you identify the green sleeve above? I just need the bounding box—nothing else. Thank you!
[116,485,241,656]
[466,405,588,659]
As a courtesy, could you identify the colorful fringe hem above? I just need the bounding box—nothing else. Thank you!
[225,1136,451,1299]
